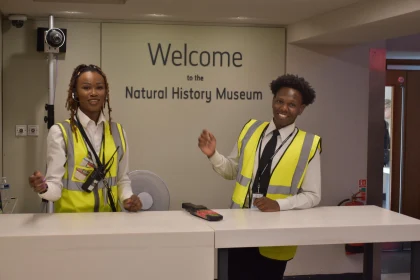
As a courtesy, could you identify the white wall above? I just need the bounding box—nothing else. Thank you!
[101,23,285,210]
[386,33,420,59]
[284,42,385,275]
[2,20,100,213]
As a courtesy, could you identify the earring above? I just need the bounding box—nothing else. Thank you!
[72,92,79,102]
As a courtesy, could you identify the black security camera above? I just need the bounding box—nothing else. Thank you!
[45,28,66,48]
[9,15,27,28]
[43,28,66,53]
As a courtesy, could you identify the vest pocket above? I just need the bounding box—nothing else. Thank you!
[73,165,94,183]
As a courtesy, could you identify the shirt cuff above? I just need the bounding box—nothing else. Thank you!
[38,191,48,200]
[119,186,134,203]
[208,150,224,166]
[38,182,62,202]
[277,198,292,211]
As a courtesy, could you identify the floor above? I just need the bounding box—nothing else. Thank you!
[381,248,410,279]
[382,274,409,280]
[382,249,411,274]
[284,249,411,279]
[284,274,409,280]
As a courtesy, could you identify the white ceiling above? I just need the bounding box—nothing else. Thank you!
[0,0,365,26]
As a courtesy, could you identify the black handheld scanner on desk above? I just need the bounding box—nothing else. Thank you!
[182,202,223,221]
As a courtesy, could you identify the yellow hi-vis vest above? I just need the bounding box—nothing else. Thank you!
[54,119,126,213]
[231,119,321,261]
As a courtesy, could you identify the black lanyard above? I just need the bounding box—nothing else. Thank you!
[247,127,296,208]
[75,114,105,170]
[255,127,296,181]
[75,114,120,173]
[74,114,119,212]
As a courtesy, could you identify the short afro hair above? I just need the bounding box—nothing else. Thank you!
[270,74,316,105]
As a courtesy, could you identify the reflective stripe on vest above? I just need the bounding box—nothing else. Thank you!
[55,120,126,213]
[267,132,315,196]
[230,119,321,260]
[231,120,269,208]
[236,120,265,188]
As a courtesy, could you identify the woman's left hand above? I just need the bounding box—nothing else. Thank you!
[123,194,142,212]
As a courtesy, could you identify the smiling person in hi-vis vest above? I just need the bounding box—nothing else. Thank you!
[198,74,322,280]
[29,64,142,213]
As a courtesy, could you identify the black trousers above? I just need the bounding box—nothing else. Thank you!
[227,247,288,280]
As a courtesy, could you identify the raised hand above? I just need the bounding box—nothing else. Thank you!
[198,129,216,157]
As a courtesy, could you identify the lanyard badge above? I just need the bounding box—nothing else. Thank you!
[251,190,263,209]
[250,127,296,209]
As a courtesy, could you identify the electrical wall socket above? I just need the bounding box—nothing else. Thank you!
[28,125,39,136]
[16,125,27,136]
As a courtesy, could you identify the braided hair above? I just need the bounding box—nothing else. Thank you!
[65,64,113,141]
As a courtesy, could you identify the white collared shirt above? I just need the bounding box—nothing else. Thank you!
[209,120,321,211]
[39,110,134,203]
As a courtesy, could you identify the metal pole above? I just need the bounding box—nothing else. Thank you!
[399,78,405,214]
[47,15,55,128]
[45,15,56,214]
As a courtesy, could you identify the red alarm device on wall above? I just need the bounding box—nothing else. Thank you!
[182,202,223,221]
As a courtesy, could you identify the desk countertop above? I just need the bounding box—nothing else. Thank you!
[0,211,215,280]
[206,206,420,248]
[0,211,214,248]
[2,206,419,249]
[0,210,213,237]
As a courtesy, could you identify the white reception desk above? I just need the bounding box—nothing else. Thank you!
[0,211,215,280]
[208,206,420,280]
[1,206,420,280]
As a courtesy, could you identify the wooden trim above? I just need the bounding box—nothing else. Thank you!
[284,274,363,280]
[387,59,420,66]
[387,65,420,70]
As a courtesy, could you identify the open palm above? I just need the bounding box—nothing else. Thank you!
[198,130,217,157]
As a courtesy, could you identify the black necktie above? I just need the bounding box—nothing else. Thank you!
[253,130,280,195]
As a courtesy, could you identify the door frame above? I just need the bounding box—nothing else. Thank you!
[386,59,420,213]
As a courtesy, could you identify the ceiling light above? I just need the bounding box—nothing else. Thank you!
[145,14,169,17]
[61,11,85,15]
[34,0,127,3]
[229,16,251,20]
[54,11,87,16]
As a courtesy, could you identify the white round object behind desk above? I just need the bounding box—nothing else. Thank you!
[127,170,170,211]
[138,192,153,210]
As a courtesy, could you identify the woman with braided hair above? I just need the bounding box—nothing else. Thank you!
[29,64,142,213]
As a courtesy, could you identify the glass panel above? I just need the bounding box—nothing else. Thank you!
[383,86,393,210]
[382,86,401,253]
